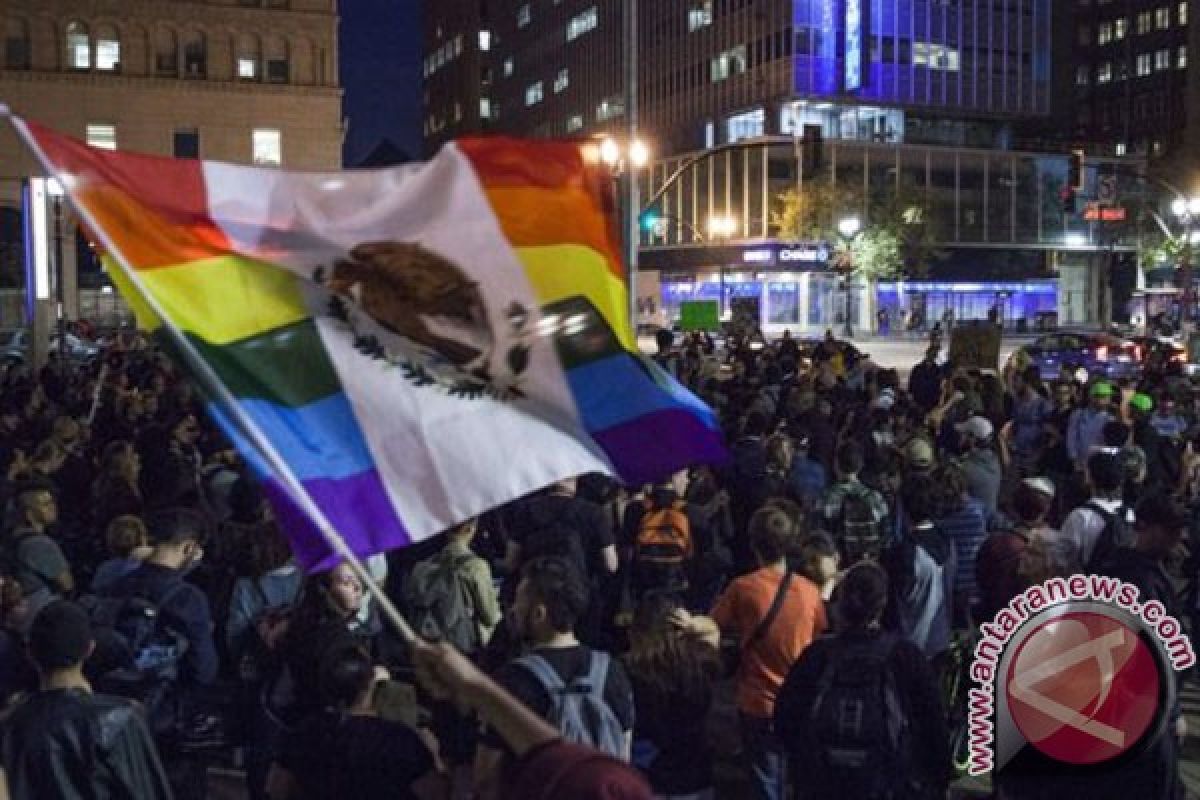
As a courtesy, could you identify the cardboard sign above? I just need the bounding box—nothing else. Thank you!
[949,322,1002,370]
[680,300,720,332]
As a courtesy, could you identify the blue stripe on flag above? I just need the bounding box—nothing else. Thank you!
[566,352,718,434]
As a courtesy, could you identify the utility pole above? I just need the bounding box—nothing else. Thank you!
[625,0,639,329]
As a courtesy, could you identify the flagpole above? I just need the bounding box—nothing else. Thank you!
[3,107,418,646]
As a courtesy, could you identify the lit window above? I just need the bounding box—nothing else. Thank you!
[1181,1,1188,25]
[1097,22,1112,44]
[517,4,531,28]
[480,97,492,119]
[1076,65,1090,85]
[1156,7,1170,28]
[1115,18,1127,38]
[66,22,90,69]
[1179,45,1188,68]
[726,108,765,143]
[554,68,569,93]
[86,123,116,150]
[566,114,583,132]
[595,95,624,121]
[454,34,463,56]
[238,58,258,78]
[688,1,713,31]
[1116,142,1127,156]
[1097,62,1112,82]
[567,7,598,41]
[479,30,491,51]
[710,45,747,82]
[253,129,282,166]
[503,57,514,76]
[1137,11,1152,33]
[96,37,120,70]
[1136,52,1152,75]
[1156,48,1171,69]
[525,81,543,106]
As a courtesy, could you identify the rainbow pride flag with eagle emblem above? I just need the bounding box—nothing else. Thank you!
[6,111,725,569]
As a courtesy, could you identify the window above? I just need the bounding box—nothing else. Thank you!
[1136,52,1153,75]
[1097,22,1112,44]
[1179,45,1189,67]
[1137,11,1152,33]
[1115,17,1127,38]
[95,28,120,71]
[525,81,543,106]
[1097,61,1113,82]
[1078,25,1092,45]
[238,58,258,78]
[503,57,513,76]
[265,36,288,83]
[5,19,31,70]
[913,42,960,70]
[726,108,764,142]
[66,22,90,69]
[1116,142,1127,156]
[1156,48,1171,69]
[236,34,260,80]
[567,7,598,41]
[183,32,206,78]
[595,95,624,121]
[710,45,747,82]
[554,68,569,93]
[479,30,491,51]
[1181,1,1188,25]
[155,28,178,75]
[689,1,713,31]
[517,4,531,28]
[86,123,116,150]
[1076,65,1090,85]
[566,114,583,132]
[174,129,199,159]
[253,129,281,166]
[1156,6,1170,28]
[480,98,492,119]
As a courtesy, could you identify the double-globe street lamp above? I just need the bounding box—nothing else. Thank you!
[598,135,650,327]
[837,215,862,338]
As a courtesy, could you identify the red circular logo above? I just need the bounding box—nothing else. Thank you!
[1005,611,1161,765]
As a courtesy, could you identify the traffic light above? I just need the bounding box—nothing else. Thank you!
[1061,185,1077,214]
[1068,149,1085,191]
[802,124,824,174]
[640,209,661,233]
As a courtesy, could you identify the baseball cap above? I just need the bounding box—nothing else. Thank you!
[904,437,935,470]
[1090,381,1115,398]
[955,415,994,440]
[1129,393,1154,413]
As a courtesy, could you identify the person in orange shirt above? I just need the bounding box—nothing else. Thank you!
[680,506,827,800]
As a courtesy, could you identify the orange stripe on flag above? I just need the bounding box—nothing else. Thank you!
[25,121,230,268]
[481,185,625,282]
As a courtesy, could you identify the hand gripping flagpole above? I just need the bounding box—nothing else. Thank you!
[3,107,419,645]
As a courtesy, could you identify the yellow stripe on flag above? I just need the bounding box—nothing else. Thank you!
[104,257,161,333]
[515,245,635,351]
[136,256,307,345]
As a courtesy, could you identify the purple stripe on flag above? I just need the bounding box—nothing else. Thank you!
[263,469,410,571]
[590,408,729,487]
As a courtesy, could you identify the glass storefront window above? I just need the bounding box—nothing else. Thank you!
[767,282,800,324]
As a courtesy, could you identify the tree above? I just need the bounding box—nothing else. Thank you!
[835,228,903,280]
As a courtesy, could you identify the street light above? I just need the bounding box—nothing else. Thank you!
[837,215,862,338]
[597,135,651,327]
[707,214,738,319]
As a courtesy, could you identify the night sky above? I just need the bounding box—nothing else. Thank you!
[340,0,424,166]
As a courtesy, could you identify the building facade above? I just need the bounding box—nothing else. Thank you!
[423,0,490,151]
[0,0,343,325]
[1069,0,1196,159]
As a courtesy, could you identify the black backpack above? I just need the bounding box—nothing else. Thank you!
[1083,501,1134,574]
[838,487,884,564]
[519,498,590,579]
[81,583,191,736]
[806,635,914,797]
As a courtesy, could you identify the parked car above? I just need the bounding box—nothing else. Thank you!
[1017,331,1141,382]
[1,329,100,366]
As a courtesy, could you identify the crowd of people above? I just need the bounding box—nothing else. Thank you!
[0,323,1197,800]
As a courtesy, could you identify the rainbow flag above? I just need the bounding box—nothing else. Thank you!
[9,114,725,569]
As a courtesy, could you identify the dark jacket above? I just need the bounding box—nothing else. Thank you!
[908,361,943,413]
[106,562,219,685]
[0,688,172,800]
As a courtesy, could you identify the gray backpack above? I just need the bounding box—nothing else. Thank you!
[516,651,626,759]
[405,550,480,653]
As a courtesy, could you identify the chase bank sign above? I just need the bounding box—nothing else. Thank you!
[741,242,831,267]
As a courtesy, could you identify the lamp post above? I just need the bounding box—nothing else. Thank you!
[837,215,861,338]
[600,135,650,328]
[708,213,737,319]
[46,177,67,377]
[1171,195,1200,338]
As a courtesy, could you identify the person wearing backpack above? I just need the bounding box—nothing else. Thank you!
[775,563,952,800]
[820,443,889,564]
[406,518,501,655]
[622,473,702,600]
[4,477,74,597]
[1060,449,1135,574]
[475,556,634,799]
